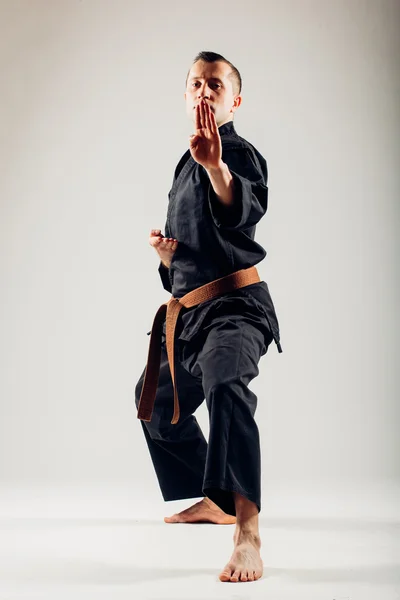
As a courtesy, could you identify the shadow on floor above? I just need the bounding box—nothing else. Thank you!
[0,559,399,586]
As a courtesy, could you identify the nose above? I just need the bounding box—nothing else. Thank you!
[197,94,210,107]
[197,83,210,100]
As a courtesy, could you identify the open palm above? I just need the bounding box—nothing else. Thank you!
[189,99,222,170]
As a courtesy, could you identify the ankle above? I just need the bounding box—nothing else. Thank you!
[234,525,261,548]
[203,496,218,509]
[234,514,260,539]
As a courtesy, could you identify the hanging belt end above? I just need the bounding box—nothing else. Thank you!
[137,409,153,422]
[170,411,180,425]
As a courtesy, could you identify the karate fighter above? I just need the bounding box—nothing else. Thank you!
[135,51,282,583]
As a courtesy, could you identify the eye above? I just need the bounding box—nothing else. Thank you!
[192,82,221,88]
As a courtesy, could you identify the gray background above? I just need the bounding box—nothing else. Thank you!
[0,0,399,520]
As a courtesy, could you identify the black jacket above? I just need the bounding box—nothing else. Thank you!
[156,119,282,353]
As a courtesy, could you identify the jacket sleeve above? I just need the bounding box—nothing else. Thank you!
[158,261,172,292]
[207,147,268,231]
[157,221,172,293]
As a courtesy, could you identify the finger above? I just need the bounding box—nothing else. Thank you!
[151,229,162,235]
[195,103,201,131]
[154,237,178,250]
[189,133,198,148]
[208,105,217,134]
[199,99,205,128]
[204,100,210,131]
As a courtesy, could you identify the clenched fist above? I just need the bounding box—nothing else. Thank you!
[149,229,178,269]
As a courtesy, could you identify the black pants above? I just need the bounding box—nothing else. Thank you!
[134,306,273,516]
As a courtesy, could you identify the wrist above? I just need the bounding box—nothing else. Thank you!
[206,160,226,176]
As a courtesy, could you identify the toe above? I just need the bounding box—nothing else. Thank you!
[240,571,248,582]
[248,570,255,581]
[230,569,241,582]
[219,567,232,582]
[164,515,179,523]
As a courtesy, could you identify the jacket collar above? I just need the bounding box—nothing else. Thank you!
[218,120,236,136]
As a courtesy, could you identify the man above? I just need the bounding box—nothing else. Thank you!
[135,51,282,583]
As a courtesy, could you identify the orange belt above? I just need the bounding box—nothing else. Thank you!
[136,266,261,425]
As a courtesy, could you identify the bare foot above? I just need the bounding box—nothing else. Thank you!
[219,529,263,582]
[164,497,236,524]
[149,229,178,268]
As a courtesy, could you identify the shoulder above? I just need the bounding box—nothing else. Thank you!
[220,132,268,184]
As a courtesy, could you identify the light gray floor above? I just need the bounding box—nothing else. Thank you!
[0,484,399,599]
[1,517,400,599]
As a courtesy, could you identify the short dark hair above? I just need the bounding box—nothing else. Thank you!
[185,51,242,96]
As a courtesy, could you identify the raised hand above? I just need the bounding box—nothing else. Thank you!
[189,99,222,170]
[149,229,178,269]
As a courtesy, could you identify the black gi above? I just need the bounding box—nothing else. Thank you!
[135,120,282,516]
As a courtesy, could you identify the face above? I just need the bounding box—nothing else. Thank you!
[184,60,242,128]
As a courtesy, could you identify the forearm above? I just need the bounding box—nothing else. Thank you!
[205,161,235,206]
